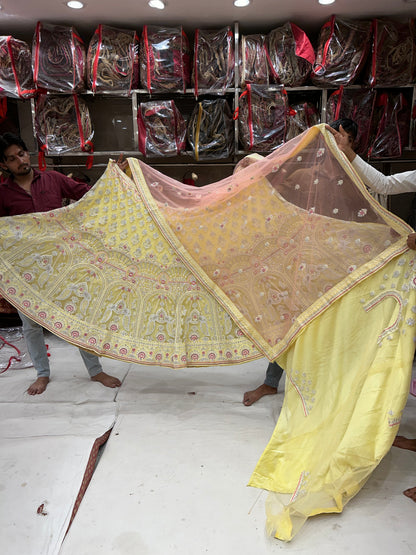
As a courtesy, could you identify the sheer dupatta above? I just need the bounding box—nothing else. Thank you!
[130,124,409,360]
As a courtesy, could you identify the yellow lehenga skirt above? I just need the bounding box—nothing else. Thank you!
[0,124,414,540]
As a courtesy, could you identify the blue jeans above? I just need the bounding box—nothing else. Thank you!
[18,310,103,379]
[264,361,284,388]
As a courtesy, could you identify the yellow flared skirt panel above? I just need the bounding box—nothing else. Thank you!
[0,162,260,367]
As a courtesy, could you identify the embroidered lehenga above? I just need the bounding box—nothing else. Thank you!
[0,124,414,540]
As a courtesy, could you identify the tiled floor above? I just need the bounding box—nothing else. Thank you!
[1,330,415,554]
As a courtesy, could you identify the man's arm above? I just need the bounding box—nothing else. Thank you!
[327,124,416,195]
[352,156,416,195]
[56,155,129,201]
[54,172,92,202]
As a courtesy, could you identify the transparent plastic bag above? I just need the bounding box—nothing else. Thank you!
[0,327,33,372]
[239,34,269,86]
[266,22,314,87]
[193,26,235,94]
[140,25,191,93]
[326,87,376,157]
[365,18,416,87]
[34,94,94,156]
[187,98,234,160]
[312,16,372,86]
[87,24,139,95]
[238,84,288,152]
[285,101,320,142]
[368,91,410,159]
[138,100,186,158]
[32,21,86,93]
[0,36,36,98]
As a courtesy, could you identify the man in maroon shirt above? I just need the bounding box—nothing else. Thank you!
[0,132,123,394]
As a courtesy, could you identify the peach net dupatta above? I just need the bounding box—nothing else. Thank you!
[129,124,411,359]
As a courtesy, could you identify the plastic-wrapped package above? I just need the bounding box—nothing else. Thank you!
[326,87,376,156]
[365,19,416,87]
[32,21,86,93]
[238,84,288,152]
[0,327,33,373]
[239,34,269,86]
[193,27,235,95]
[266,22,315,87]
[137,100,186,158]
[0,36,36,98]
[34,94,94,165]
[368,91,410,159]
[87,24,139,95]
[312,16,372,86]
[285,101,320,142]
[140,25,190,93]
[187,99,234,160]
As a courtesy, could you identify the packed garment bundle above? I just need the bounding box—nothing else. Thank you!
[266,22,315,87]
[187,98,234,160]
[326,87,376,157]
[34,94,94,167]
[87,24,139,95]
[192,26,235,95]
[285,100,320,142]
[365,18,416,87]
[311,16,372,86]
[367,91,410,159]
[137,99,186,158]
[32,21,86,93]
[0,36,36,99]
[140,25,191,93]
[237,84,288,152]
[239,34,269,86]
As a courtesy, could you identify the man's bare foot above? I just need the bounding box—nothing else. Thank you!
[403,487,416,502]
[91,372,121,388]
[27,377,50,395]
[243,384,277,406]
[392,436,416,452]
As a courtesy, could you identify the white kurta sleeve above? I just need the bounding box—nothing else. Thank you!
[352,156,416,195]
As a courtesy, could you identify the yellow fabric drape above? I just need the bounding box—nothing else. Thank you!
[249,248,416,540]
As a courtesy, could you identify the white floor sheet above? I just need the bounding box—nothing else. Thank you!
[0,331,129,555]
[0,330,415,554]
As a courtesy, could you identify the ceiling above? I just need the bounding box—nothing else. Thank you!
[1,0,416,42]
